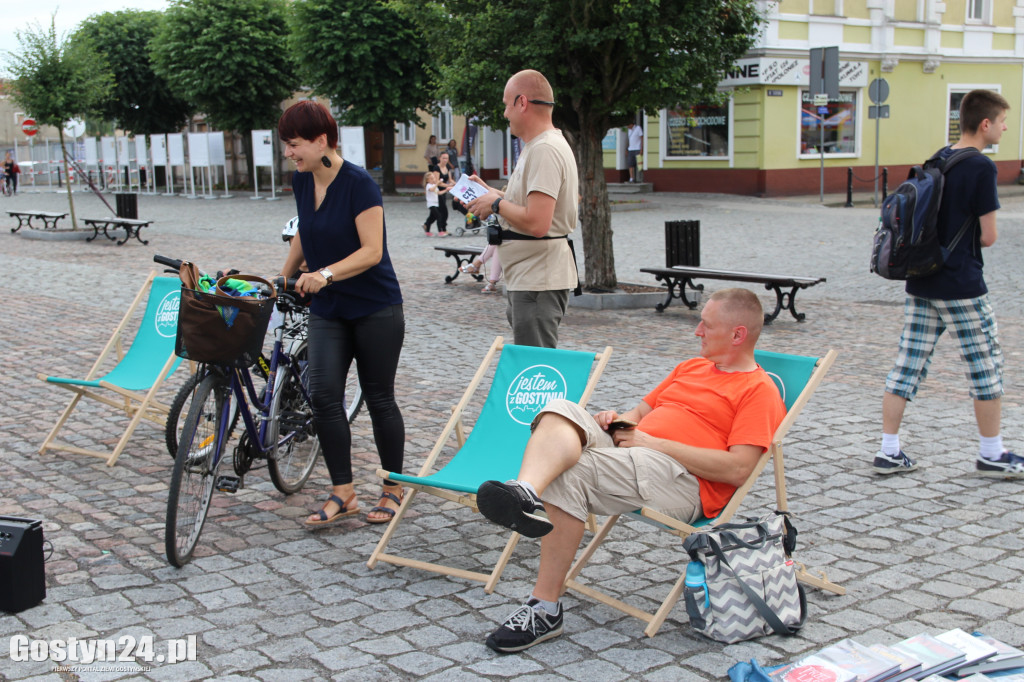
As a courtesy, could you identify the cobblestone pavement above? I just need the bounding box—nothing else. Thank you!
[3,183,1024,681]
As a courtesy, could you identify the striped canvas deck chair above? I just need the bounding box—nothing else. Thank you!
[562,348,841,637]
[37,272,183,466]
[368,337,612,592]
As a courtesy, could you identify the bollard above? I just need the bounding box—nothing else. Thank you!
[882,168,888,201]
[845,168,854,207]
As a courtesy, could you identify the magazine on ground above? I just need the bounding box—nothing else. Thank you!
[866,643,922,682]
[934,628,999,676]
[891,633,965,678]
[769,654,858,682]
[814,639,899,682]
[957,633,1024,677]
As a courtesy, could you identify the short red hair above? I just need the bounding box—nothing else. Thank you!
[278,100,338,148]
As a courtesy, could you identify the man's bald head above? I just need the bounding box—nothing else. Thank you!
[508,70,554,103]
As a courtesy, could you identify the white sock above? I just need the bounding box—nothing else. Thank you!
[980,435,1004,461]
[529,595,560,615]
[881,433,900,456]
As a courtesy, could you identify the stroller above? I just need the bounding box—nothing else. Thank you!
[453,211,485,237]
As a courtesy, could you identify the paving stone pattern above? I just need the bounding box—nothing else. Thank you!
[3,185,1024,681]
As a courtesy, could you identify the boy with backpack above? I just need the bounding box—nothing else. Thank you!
[873,89,1023,477]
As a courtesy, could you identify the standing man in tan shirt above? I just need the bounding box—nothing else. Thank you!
[467,69,579,348]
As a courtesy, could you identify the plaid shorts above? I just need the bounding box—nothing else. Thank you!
[885,295,1003,401]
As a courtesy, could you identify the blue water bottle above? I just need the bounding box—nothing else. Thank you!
[684,561,710,607]
[683,560,709,630]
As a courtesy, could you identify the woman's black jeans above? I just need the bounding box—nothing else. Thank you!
[306,305,405,486]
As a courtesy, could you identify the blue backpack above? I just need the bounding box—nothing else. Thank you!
[870,147,980,280]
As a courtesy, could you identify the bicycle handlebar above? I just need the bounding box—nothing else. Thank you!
[154,254,183,270]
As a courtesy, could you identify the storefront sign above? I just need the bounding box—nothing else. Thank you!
[722,58,867,88]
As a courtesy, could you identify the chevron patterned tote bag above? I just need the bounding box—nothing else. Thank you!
[681,512,806,643]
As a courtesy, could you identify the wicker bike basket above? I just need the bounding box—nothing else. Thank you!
[175,273,277,369]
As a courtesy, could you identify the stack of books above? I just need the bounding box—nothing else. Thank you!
[766,628,1024,682]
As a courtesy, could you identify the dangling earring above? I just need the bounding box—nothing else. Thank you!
[321,155,332,168]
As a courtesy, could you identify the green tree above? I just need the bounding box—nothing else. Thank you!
[150,0,296,188]
[72,10,195,135]
[4,16,115,228]
[408,0,763,289]
[288,0,430,194]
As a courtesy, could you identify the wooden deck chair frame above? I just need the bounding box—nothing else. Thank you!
[562,348,841,638]
[368,336,612,592]
[38,271,182,467]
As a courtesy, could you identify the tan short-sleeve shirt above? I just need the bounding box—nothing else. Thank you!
[498,129,579,291]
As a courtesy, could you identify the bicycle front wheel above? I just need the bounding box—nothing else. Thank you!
[346,360,363,424]
[166,372,227,567]
[268,341,322,494]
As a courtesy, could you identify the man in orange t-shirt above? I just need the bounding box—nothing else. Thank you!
[476,288,786,653]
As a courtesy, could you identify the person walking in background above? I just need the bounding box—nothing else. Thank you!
[445,138,460,172]
[4,151,19,195]
[277,100,408,528]
[424,135,439,169]
[465,69,579,348]
[435,151,457,236]
[873,89,1023,477]
[421,170,448,237]
[626,122,643,183]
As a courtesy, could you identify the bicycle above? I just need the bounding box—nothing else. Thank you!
[162,222,363,458]
[156,255,347,567]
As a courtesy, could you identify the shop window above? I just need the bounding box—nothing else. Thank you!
[663,104,730,159]
[799,90,857,157]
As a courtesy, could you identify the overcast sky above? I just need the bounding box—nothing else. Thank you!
[1,1,171,62]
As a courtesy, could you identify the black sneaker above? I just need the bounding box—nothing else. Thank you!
[976,451,1024,478]
[872,449,917,474]
[486,598,563,653]
[477,480,553,538]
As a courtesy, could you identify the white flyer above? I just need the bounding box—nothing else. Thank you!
[449,175,490,205]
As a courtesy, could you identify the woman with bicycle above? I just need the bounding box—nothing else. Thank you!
[278,100,406,528]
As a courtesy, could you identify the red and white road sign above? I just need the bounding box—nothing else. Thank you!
[21,119,38,136]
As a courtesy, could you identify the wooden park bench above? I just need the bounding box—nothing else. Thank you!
[434,244,485,284]
[8,211,70,232]
[82,217,154,246]
[640,265,826,324]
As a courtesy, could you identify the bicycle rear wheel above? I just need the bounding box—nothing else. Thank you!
[166,372,228,567]
[268,341,321,494]
[346,361,363,424]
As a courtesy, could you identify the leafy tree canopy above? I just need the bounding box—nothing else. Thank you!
[72,10,195,136]
[289,0,429,128]
[4,16,114,129]
[150,0,296,133]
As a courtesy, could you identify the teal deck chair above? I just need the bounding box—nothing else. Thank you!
[368,337,612,592]
[38,272,184,466]
[563,348,841,637]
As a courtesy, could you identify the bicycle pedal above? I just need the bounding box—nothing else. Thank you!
[215,475,242,493]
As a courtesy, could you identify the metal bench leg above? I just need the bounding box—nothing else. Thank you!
[134,225,150,246]
[445,253,483,284]
[10,216,27,233]
[86,223,101,242]
[653,275,701,313]
[764,284,806,324]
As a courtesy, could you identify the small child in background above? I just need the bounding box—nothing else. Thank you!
[422,170,449,237]
[460,244,502,293]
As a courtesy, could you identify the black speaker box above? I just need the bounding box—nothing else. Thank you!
[0,516,46,613]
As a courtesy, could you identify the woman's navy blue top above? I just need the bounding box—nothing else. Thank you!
[292,163,402,320]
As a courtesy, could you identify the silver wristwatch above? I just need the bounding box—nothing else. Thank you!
[319,267,333,284]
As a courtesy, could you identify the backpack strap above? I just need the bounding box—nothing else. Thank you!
[927,146,983,253]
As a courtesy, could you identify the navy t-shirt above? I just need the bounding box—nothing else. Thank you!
[292,163,402,320]
[906,146,999,301]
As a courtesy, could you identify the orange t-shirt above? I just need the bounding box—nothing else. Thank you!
[640,357,786,518]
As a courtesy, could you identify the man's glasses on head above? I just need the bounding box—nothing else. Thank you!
[514,94,555,107]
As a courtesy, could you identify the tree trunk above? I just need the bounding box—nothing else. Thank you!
[59,129,78,229]
[379,122,396,195]
[576,120,616,290]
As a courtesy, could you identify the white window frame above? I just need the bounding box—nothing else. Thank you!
[660,100,733,162]
[797,89,860,160]
[395,121,416,147]
[966,0,990,24]
[432,101,453,144]
[947,84,1001,153]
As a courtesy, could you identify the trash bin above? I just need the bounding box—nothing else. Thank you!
[665,220,700,267]
[115,192,138,220]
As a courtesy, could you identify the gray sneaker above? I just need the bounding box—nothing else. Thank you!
[976,451,1024,478]
[872,450,917,474]
[486,598,563,653]
[476,480,553,538]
